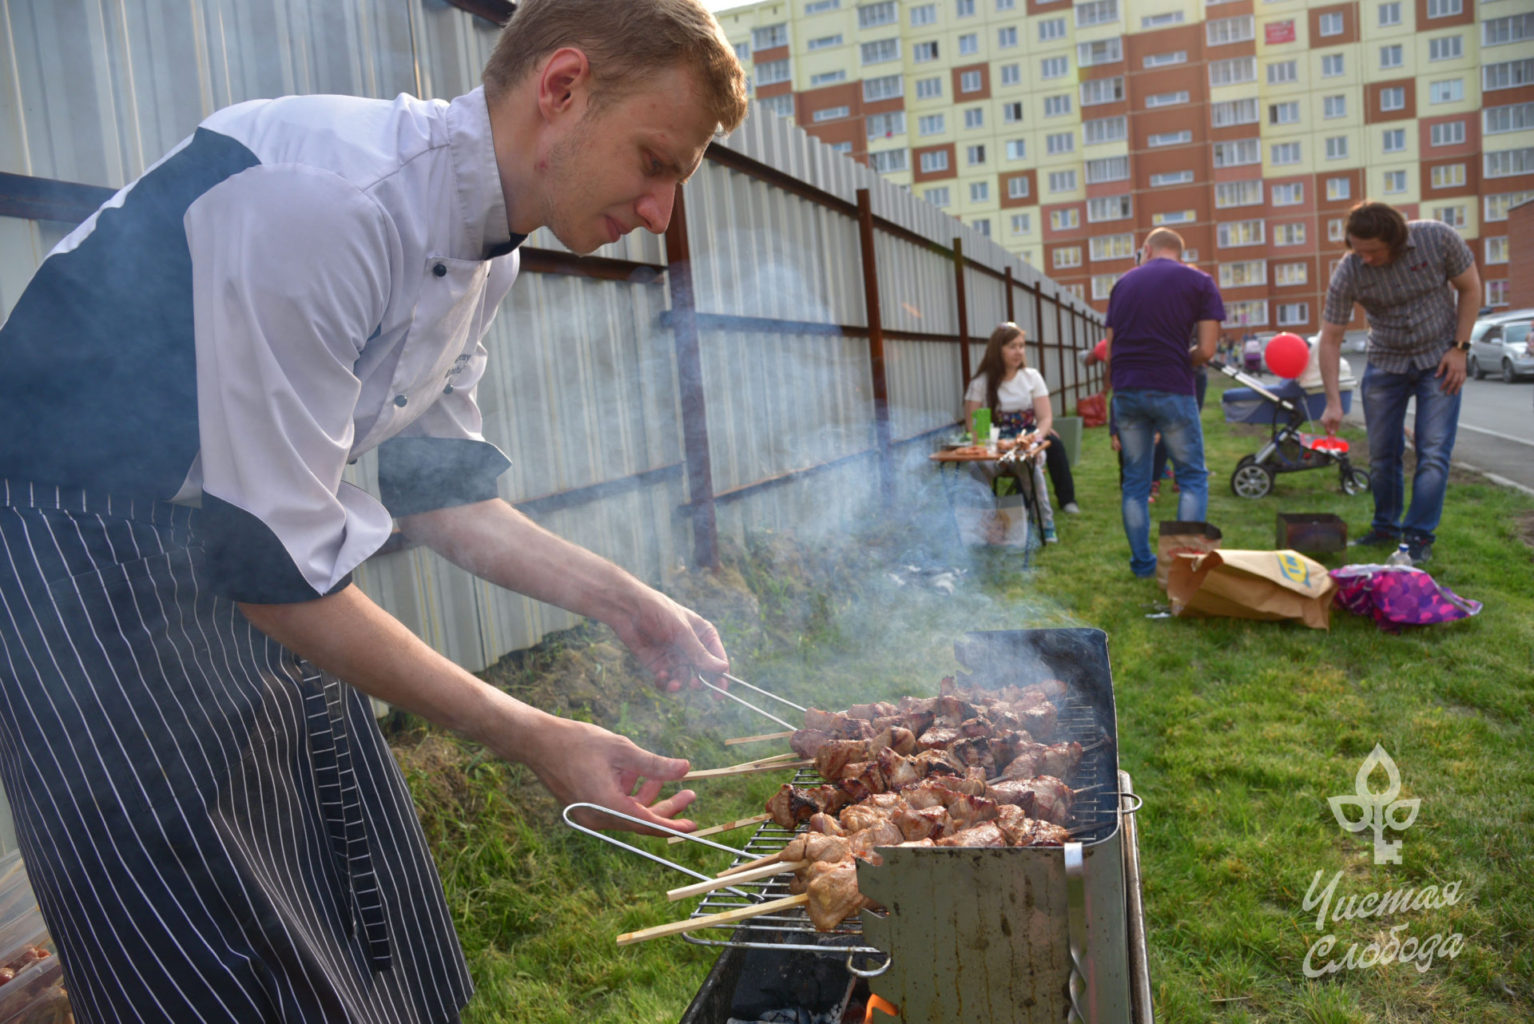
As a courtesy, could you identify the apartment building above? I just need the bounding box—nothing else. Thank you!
[715,0,1534,331]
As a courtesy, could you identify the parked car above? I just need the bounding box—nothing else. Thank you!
[1467,309,1534,382]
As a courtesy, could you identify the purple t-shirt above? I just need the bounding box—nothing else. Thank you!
[1106,258,1226,395]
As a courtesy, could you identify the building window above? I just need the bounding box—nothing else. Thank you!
[1275,262,1308,286]
[920,150,950,173]
[1486,147,1534,177]
[916,76,943,99]
[1429,79,1465,104]
[1277,303,1310,326]
[1039,17,1066,42]
[858,1,897,28]
[1218,261,1267,288]
[1224,300,1269,327]
[1150,130,1194,147]
[752,23,789,49]
[1005,138,1027,160]
[1426,0,1461,18]
[1272,182,1304,205]
[1487,280,1509,307]
[1084,116,1127,145]
[1428,36,1463,62]
[1319,12,1343,36]
[1321,54,1344,77]
[1010,213,1031,234]
[1215,180,1264,208]
[757,94,794,118]
[1077,39,1123,67]
[1152,210,1196,226]
[1379,2,1401,28]
[1209,57,1258,86]
[811,70,847,86]
[1046,132,1075,155]
[1328,217,1347,241]
[1212,98,1259,127]
[1324,95,1348,119]
[1485,236,1509,264]
[956,0,976,16]
[1091,274,1122,300]
[970,181,990,202]
[812,106,851,123]
[918,113,946,136]
[1485,102,1534,134]
[1271,141,1302,165]
[1142,12,1184,28]
[869,149,908,173]
[973,218,991,237]
[1218,220,1266,247]
[1484,60,1534,92]
[1214,139,1261,168]
[1326,177,1352,200]
[960,70,983,92]
[1085,156,1130,184]
[1268,61,1299,85]
[925,186,950,207]
[1484,14,1534,47]
[964,107,985,129]
[1274,223,1307,246]
[1430,164,1466,188]
[1049,169,1078,192]
[998,26,1018,48]
[1486,192,1534,221]
[998,63,1022,87]
[1383,128,1406,152]
[1150,170,1195,186]
[867,112,905,137]
[1436,205,1466,228]
[913,40,940,62]
[1080,78,1125,107]
[910,3,937,26]
[1008,176,1030,199]
[1086,196,1132,222]
[966,144,987,165]
[1380,45,1403,70]
[958,33,979,55]
[996,0,1016,10]
[1269,102,1301,125]
[1430,122,1466,147]
[1054,247,1082,269]
[805,0,840,12]
[1207,15,1255,45]
[1383,169,1407,193]
[1380,87,1405,112]
[861,38,900,64]
[1075,0,1120,28]
[1145,51,1187,68]
[756,59,791,86]
[829,141,853,155]
[863,74,903,101]
[1041,56,1069,79]
[807,34,843,51]
[1044,95,1072,117]
[1325,136,1350,160]
[1148,91,1190,109]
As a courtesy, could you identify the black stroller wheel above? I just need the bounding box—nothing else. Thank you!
[1342,466,1370,495]
[1231,460,1274,499]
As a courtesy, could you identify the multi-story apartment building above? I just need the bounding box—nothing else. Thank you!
[716,0,1534,331]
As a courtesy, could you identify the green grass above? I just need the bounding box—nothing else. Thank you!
[391,378,1534,1022]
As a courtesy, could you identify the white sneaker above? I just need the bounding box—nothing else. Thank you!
[1063,502,1081,515]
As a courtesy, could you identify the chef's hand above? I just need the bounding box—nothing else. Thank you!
[1435,347,1467,396]
[611,587,729,694]
[1319,399,1344,435]
[523,716,698,834]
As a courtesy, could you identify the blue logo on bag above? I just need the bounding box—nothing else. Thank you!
[1278,552,1310,587]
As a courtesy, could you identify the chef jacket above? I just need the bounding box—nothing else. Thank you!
[0,87,521,603]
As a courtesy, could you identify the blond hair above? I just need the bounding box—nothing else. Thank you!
[1144,228,1185,255]
[481,0,748,135]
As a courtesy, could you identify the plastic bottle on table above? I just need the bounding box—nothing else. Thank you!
[1386,543,1413,567]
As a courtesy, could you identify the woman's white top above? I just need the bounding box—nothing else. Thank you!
[964,367,1049,412]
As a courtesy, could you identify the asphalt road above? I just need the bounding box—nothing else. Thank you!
[1340,365,1534,497]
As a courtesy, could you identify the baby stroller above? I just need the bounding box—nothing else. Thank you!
[1218,361,1369,499]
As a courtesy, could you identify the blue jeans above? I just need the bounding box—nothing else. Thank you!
[1359,360,1461,545]
[1115,390,1209,577]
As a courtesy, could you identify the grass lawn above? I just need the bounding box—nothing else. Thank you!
[390,376,1534,1023]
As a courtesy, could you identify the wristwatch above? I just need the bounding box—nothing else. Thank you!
[1452,338,1471,352]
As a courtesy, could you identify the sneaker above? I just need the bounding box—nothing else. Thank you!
[1349,528,1400,548]
[1406,540,1432,566]
[1062,502,1081,515]
[1043,525,1059,543]
[1148,481,1160,504]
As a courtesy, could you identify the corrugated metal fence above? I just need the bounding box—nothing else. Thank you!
[0,0,1104,849]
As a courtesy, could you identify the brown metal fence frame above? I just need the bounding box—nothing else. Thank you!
[1,152,1107,570]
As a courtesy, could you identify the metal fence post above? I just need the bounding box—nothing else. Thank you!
[856,189,894,501]
[953,237,971,388]
[664,186,719,570]
[1004,266,1016,324]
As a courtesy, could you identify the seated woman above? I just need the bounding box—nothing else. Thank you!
[962,322,1080,543]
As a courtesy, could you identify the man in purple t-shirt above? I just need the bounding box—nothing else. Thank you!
[1104,228,1226,578]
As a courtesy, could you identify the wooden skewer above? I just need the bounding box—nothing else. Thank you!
[737,751,801,768]
[666,859,809,900]
[666,813,771,845]
[717,848,787,877]
[725,730,795,746]
[616,893,810,946]
[682,760,811,780]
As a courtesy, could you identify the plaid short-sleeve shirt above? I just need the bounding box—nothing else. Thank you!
[1322,220,1475,373]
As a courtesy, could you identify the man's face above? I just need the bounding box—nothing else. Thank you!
[1348,236,1395,268]
[540,65,717,254]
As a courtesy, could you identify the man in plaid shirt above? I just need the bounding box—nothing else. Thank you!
[1318,201,1480,567]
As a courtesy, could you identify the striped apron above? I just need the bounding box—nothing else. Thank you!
[0,480,472,1022]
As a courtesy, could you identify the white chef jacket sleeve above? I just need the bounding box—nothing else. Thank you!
[184,163,397,603]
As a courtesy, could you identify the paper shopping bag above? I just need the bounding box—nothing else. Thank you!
[1156,520,1223,588]
[1166,549,1336,629]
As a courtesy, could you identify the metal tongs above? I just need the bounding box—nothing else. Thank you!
[692,672,806,732]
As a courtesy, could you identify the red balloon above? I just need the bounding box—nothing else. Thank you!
[1265,332,1309,379]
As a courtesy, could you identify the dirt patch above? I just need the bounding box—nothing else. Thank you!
[1518,510,1534,552]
